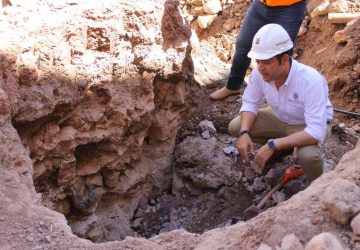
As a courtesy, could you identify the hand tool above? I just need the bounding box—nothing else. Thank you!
[243,165,304,220]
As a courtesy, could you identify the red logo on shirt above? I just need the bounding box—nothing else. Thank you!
[293,92,299,100]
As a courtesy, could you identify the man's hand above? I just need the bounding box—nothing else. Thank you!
[254,143,274,169]
[236,134,254,162]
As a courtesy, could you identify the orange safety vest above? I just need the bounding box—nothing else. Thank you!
[258,0,302,7]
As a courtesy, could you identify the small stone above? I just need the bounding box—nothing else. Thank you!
[196,173,205,179]
[281,233,304,250]
[203,0,222,14]
[199,120,216,132]
[310,1,330,17]
[249,161,262,174]
[305,232,344,250]
[223,146,235,155]
[272,191,286,204]
[201,130,211,139]
[311,217,321,225]
[351,213,360,235]
[132,218,143,228]
[244,167,255,181]
[138,195,149,210]
[246,186,254,192]
[150,206,156,213]
[134,208,147,218]
[224,219,232,226]
[224,18,236,31]
[169,208,178,222]
[252,177,266,192]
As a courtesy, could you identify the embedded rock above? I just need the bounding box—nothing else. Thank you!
[320,179,360,224]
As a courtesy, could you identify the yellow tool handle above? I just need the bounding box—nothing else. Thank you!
[256,181,284,209]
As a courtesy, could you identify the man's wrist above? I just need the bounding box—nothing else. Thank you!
[239,130,250,137]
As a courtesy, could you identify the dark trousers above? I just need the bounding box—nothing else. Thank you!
[227,0,307,90]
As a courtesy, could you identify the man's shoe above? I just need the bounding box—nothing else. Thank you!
[210,87,241,100]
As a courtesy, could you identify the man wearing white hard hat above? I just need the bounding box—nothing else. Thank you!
[229,23,333,182]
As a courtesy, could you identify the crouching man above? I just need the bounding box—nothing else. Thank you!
[229,23,333,182]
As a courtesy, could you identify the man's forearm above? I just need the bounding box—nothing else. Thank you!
[275,131,318,150]
[240,111,257,131]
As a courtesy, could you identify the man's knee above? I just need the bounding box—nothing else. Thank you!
[296,146,323,182]
[228,116,241,137]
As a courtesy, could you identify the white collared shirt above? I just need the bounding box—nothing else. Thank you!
[240,59,333,143]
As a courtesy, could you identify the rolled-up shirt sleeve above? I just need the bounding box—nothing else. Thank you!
[239,70,264,115]
[303,78,328,143]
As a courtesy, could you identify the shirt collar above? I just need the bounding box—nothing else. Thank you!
[283,58,296,87]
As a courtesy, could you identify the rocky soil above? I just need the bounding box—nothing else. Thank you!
[127,0,360,239]
[129,81,359,240]
[0,0,359,249]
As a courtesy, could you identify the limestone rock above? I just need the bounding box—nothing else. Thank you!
[201,130,211,139]
[329,0,349,13]
[333,30,348,43]
[223,146,235,155]
[281,233,304,250]
[224,18,236,31]
[305,232,344,250]
[191,6,205,16]
[197,14,217,29]
[272,191,286,204]
[336,49,358,68]
[311,1,330,17]
[252,177,266,192]
[199,120,217,132]
[190,0,204,7]
[351,213,360,235]
[203,0,222,15]
[320,179,360,224]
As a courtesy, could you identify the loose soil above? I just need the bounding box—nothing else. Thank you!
[132,78,358,238]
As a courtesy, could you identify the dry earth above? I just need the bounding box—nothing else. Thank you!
[0,0,359,249]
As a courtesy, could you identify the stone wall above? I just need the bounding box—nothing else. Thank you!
[0,0,194,241]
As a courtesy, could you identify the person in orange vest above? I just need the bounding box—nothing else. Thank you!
[210,0,307,100]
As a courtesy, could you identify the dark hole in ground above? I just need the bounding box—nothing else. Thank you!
[129,82,358,239]
[19,81,357,243]
[130,154,310,238]
[131,185,255,238]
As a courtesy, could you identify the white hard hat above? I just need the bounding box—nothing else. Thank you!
[247,23,293,60]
